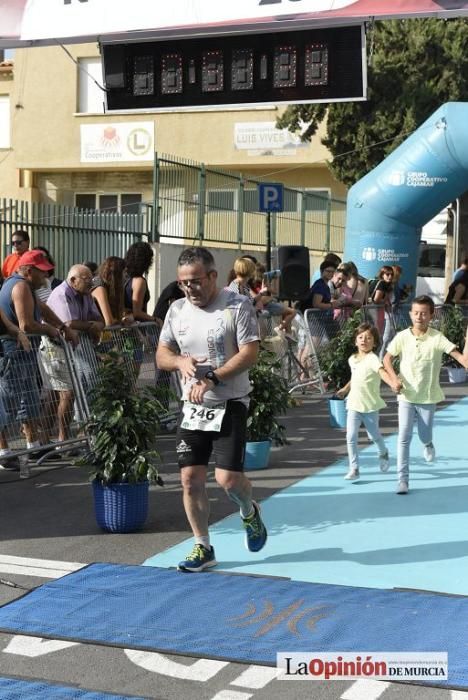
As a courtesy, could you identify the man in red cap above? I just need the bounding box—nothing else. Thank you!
[0,250,77,470]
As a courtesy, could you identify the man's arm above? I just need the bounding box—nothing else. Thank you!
[12,281,60,339]
[214,341,259,382]
[188,341,259,404]
[38,301,79,346]
[0,309,31,351]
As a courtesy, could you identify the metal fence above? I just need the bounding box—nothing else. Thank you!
[0,199,151,280]
[0,323,179,478]
[259,312,325,395]
[304,303,467,391]
[154,153,346,255]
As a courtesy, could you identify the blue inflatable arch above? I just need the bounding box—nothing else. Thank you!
[344,102,468,291]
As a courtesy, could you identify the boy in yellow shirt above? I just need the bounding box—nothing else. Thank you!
[384,295,468,494]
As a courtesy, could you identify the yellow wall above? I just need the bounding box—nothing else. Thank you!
[0,43,346,205]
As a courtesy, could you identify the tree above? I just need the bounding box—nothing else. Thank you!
[277,18,468,188]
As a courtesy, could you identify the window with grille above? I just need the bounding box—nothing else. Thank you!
[75,193,142,213]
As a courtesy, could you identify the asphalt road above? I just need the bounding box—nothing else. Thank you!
[0,382,466,700]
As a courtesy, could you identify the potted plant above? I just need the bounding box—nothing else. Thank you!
[440,304,467,384]
[78,351,164,533]
[244,349,293,470]
[317,312,364,428]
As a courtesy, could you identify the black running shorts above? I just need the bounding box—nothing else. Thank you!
[176,399,248,471]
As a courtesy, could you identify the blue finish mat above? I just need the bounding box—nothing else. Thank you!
[0,563,467,689]
[0,677,146,699]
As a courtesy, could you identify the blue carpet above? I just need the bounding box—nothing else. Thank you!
[144,396,468,595]
[0,677,146,699]
[0,563,467,688]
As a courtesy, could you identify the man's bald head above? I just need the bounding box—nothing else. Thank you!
[67,264,93,295]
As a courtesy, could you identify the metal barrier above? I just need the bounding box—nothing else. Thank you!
[0,333,88,471]
[305,303,465,387]
[259,311,325,395]
[67,322,181,429]
[0,322,181,474]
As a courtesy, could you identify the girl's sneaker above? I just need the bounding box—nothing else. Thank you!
[379,452,390,472]
[344,468,359,480]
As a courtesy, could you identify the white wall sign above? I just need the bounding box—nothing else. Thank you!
[234,122,307,156]
[80,122,154,163]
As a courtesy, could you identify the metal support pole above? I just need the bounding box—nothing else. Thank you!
[266,212,271,270]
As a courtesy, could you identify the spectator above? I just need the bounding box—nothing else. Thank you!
[153,280,185,323]
[44,265,104,442]
[330,265,357,320]
[124,241,155,322]
[227,255,258,287]
[452,256,468,283]
[152,280,186,414]
[345,261,368,307]
[0,250,75,466]
[391,265,412,305]
[252,262,296,334]
[296,260,338,314]
[445,269,468,308]
[370,266,395,359]
[311,252,342,284]
[226,256,256,299]
[82,261,98,276]
[91,256,131,327]
[2,230,30,279]
[33,246,62,303]
[0,310,32,469]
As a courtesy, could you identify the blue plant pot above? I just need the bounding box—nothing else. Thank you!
[328,397,347,429]
[244,440,272,470]
[92,480,149,533]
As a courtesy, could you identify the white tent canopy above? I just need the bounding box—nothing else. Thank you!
[1,0,467,48]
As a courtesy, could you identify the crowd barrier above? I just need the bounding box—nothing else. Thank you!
[304,303,467,388]
[259,311,325,395]
[0,322,180,473]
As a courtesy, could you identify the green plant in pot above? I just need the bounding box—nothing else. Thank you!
[244,349,293,469]
[78,351,164,532]
[440,304,467,383]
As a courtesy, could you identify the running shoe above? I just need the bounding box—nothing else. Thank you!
[397,481,409,495]
[344,468,359,480]
[379,452,390,472]
[177,544,217,572]
[423,443,436,463]
[242,501,267,552]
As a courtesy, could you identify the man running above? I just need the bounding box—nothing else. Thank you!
[156,247,267,572]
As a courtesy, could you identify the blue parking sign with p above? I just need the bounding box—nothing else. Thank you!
[258,183,284,212]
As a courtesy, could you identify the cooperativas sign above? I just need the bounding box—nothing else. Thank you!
[1,0,467,45]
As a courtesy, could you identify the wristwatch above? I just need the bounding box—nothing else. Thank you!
[204,370,220,386]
